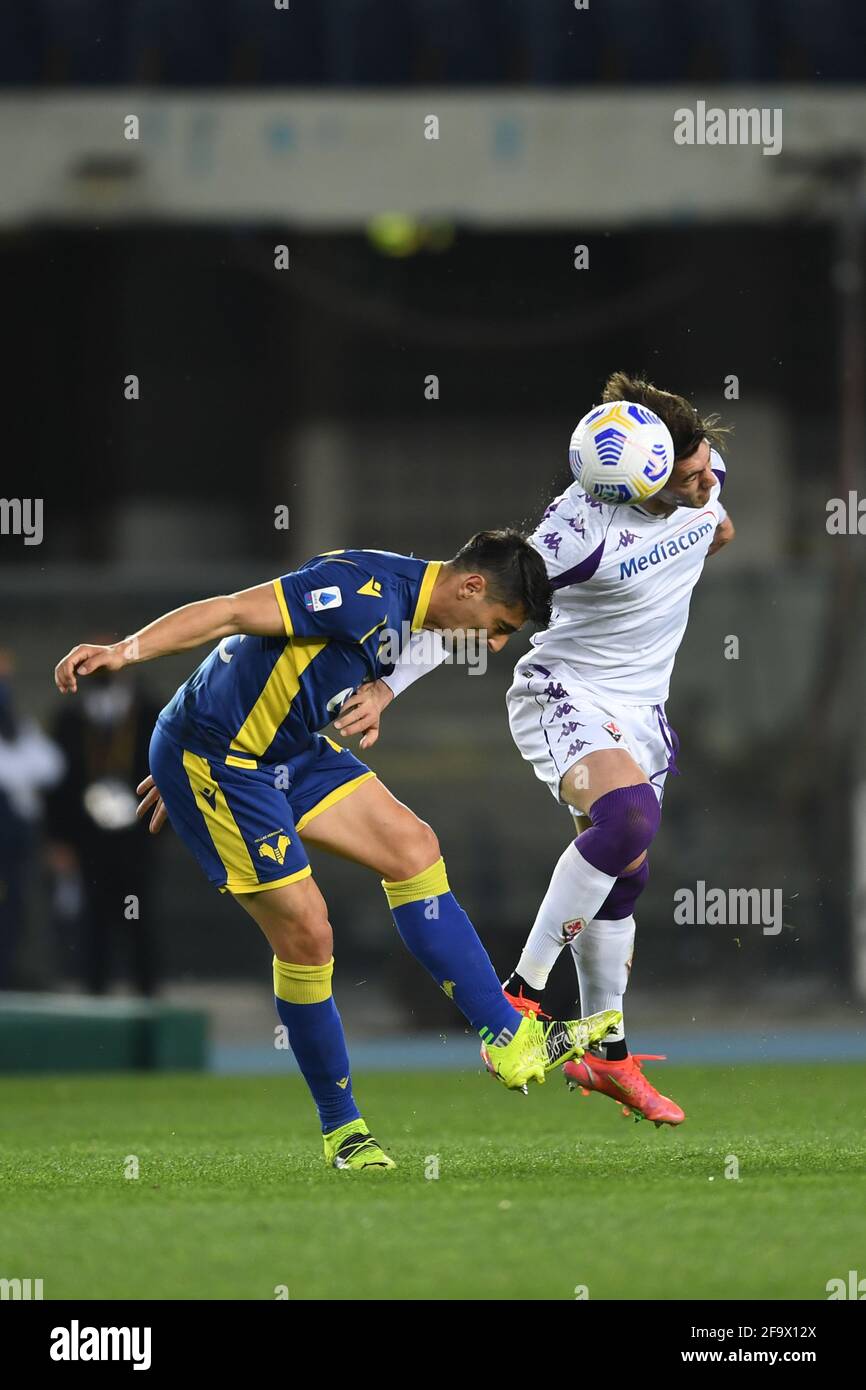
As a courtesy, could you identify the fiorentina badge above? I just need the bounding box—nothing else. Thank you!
[602,719,623,742]
[560,917,586,943]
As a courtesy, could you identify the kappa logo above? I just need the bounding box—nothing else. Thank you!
[305,586,342,613]
[542,681,570,703]
[602,720,623,743]
[560,917,586,943]
[356,576,382,598]
[257,831,291,865]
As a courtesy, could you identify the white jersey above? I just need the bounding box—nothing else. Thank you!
[518,450,728,705]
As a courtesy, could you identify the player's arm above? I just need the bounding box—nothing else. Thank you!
[707,513,735,558]
[53,582,284,694]
[273,560,393,642]
[334,631,450,749]
[706,449,733,558]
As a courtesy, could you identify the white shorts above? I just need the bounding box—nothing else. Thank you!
[506,658,679,809]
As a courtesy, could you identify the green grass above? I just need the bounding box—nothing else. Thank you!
[2,1065,865,1300]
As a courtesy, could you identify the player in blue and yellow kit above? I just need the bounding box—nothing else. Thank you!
[54,532,619,1168]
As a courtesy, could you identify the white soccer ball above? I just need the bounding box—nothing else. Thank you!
[568,401,675,504]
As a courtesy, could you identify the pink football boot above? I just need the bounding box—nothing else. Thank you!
[563,1052,685,1127]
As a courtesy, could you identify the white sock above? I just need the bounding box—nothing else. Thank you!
[515,842,617,991]
[569,915,636,1044]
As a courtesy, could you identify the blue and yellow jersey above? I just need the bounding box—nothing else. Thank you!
[157,550,440,767]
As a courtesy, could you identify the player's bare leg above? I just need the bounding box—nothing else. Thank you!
[297,774,440,882]
[234,874,333,966]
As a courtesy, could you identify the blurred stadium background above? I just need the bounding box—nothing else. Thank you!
[2,0,866,1074]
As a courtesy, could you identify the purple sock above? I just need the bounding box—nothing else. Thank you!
[596,858,650,920]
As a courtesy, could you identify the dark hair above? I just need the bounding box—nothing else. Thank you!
[602,370,732,460]
[451,529,552,628]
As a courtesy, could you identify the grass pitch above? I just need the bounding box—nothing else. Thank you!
[2,1064,864,1301]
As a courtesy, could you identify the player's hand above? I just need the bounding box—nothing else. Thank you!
[333,679,395,750]
[54,643,127,694]
[136,774,168,835]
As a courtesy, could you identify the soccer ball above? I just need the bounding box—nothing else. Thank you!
[568,401,675,504]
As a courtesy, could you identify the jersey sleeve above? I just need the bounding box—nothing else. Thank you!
[529,486,611,589]
[273,559,391,643]
[380,630,449,698]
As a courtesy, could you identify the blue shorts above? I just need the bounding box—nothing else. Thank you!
[149,721,375,895]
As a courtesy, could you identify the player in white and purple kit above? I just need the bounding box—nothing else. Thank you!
[500,373,735,1124]
[334,372,734,1125]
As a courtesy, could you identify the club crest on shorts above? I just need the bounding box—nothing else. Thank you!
[560,917,586,943]
[602,719,623,743]
[256,830,291,865]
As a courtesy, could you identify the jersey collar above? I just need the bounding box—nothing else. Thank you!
[411,561,442,631]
